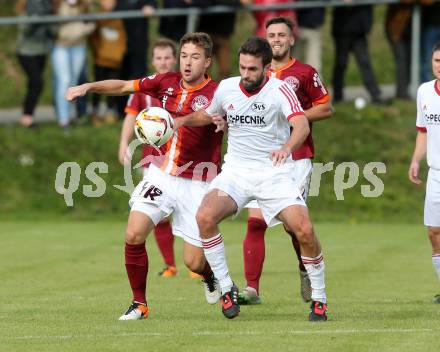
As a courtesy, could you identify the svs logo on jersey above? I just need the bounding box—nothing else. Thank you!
[251,102,266,112]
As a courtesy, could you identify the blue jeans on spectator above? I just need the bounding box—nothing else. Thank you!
[51,44,86,127]
[422,25,440,83]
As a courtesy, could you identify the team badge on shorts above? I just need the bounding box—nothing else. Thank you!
[191,95,209,111]
[284,76,300,91]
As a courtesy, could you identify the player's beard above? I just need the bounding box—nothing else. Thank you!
[241,73,265,92]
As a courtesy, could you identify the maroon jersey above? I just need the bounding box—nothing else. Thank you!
[133,72,222,181]
[125,93,164,168]
[268,58,330,160]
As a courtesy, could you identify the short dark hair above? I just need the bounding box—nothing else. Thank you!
[180,32,213,58]
[433,42,440,54]
[153,38,177,58]
[265,16,294,33]
[238,37,273,67]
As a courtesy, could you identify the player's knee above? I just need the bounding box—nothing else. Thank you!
[294,221,314,244]
[428,227,440,240]
[196,208,216,234]
[125,228,144,245]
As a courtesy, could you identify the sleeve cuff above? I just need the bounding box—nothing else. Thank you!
[416,126,427,132]
[133,79,140,92]
[312,94,331,106]
[124,107,139,116]
[287,112,304,121]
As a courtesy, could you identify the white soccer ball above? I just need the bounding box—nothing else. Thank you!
[354,97,367,110]
[134,107,174,146]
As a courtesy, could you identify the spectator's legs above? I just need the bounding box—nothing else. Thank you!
[75,62,88,120]
[352,35,381,101]
[17,54,46,126]
[212,35,231,81]
[52,45,71,127]
[422,25,440,82]
[332,35,351,102]
[393,39,411,98]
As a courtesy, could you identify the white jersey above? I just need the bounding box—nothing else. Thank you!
[416,80,440,170]
[206,76,304,168]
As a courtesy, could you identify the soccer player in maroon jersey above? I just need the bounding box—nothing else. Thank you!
[66,32,223,320]
[238,17,333,308]
[118,39,179,278]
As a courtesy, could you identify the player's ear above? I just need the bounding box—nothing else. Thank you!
[205,56,212,69]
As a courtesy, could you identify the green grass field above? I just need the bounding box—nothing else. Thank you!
[1,221,439,352]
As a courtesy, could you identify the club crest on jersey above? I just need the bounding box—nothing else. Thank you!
[148,74,157,80]
[284,76,300,91]
[251,102,266,112]
[191,95,209,111]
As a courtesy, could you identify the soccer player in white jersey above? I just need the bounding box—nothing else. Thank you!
[409,42,440,304]
[176,37,329,321]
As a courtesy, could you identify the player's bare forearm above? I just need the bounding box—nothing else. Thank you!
[411,131,427,164]
[174,110,213,129]
[120,114,136,146]
[66,80,134,102]
[305,101,333,122]
[285,115,310,152]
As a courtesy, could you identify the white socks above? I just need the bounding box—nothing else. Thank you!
[202,234,233,294]
[301,252,326,304]
[432,254,440,280]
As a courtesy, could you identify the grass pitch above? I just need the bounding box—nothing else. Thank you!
[0,221,439,352]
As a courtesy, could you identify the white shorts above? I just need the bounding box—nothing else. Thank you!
[209,162,306,227]
[246,158,313,209]
[424,168,440,227]
[129,164,209,247]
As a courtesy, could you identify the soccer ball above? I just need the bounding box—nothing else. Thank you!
[134,107,174,146]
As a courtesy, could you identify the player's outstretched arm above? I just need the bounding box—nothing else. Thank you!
[409,131,427,185]
[270,114,310,166]
[173,110,214,130]
[66,80,135,102]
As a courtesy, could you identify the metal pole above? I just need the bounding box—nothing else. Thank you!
[410,3,421,98]
[186,8,199,33]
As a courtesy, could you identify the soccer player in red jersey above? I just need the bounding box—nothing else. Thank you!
[118,39,179,278]
[238,17,333,307]
[66,32,223,320]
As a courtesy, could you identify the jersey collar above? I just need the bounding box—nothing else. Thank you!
[435,80,440,97]
[268,57,296,76]
[239,76,269,97]
[180,74,212,92]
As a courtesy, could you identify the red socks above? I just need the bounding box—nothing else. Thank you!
[125,242,148,304]
[154,221,175,268]
[243,217,267,293]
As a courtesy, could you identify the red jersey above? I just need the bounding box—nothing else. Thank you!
[133,72,222,181]
[268,58,330,160]
[125,93,164,168]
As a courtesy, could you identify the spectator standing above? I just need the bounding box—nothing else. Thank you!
[385,1,413,99]
[116,0,156,118]
[90,0,127,126]
[51,0,95,129]
[197,0,242,80]
[293,0,326,73]
[15,0,54,128]
[159,0,190,43]
[421,0,440,82]
[331,1,384,103]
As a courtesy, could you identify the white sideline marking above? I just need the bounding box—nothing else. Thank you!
[3,328,438,341]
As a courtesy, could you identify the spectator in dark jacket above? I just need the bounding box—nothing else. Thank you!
[331,1,384,103]
[421,0,440,82]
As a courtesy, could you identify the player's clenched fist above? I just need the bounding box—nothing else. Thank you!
[66,84,89,102]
